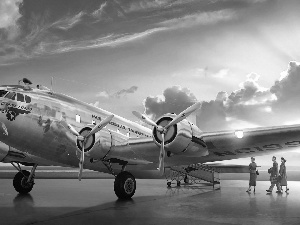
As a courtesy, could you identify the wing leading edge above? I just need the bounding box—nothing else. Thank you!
[201,124,300,161]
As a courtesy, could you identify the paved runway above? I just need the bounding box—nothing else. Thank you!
[1,178,300,225]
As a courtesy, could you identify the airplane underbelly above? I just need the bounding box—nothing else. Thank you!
[0,141,9,162]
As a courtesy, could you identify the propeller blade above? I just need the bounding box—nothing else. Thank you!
[78,141,85,181]
[132,111,157,127]
[86,115,114,138]
[164,102,201,130]
[158,133,165,176]
[61,120,80,137]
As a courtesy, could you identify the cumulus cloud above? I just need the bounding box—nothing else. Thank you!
[144,86,197,119]
[0,0,22,40]
[144,61,300,131]
[96,86,138,99]
[270,61,300,103]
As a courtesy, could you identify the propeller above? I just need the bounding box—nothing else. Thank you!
[132,102,201,176]
[158,133,165,175]
[61,114,114,180]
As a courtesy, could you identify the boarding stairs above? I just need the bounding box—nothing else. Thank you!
[166,163,220,189]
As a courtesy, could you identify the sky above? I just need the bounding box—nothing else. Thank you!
[1,0,300,166]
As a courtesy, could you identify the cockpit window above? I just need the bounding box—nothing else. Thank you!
[17,93,25,102]
[5,92,16,100]
[25,95,31,103]
[0,90,8,97]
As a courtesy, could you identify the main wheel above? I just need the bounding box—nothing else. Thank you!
[13,170,34,194]
[114,171,136,199]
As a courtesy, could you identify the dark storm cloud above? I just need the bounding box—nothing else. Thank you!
[0,0,266,64]
[144,61,300,131]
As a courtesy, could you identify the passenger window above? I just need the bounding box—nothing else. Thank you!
[0,90,8,97]
[5,92,16,100]
[25,95,31,103]
[17,93,25,102]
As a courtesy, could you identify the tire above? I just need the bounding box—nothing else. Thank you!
[114,171,136,199]
[184,175,189,184]
[13,170,34,194]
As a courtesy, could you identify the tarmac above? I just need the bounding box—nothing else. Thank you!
[1,177,300,225]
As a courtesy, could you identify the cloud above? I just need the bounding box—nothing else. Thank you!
[92,1,126,21]
[92,2,108,19]
[270,61,300,103]
[96,86,138,99]
[96,91,110,98]
[143,61,300,131]
[0,0,269,64]
[171,67,229,79]
[0,0,22,40]
[158,9,236,29]
[22,27,167,57]
[144,86,197,119]
[119,0,174,13]
[52,11,85,30]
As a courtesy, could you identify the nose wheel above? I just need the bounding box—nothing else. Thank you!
[13,170,35,194]
[11,163,37,194]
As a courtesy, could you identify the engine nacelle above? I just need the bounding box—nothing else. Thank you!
[76,127,112,159]
[153,114,208,157]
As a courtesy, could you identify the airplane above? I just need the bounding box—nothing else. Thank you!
[1,78,300,199]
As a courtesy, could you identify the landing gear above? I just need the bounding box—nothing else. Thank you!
[11,163,37,194]
[114,171,136,199]
[184,175,189,184]
[13,170,34,194]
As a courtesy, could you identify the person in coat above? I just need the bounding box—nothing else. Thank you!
[279,157,289,192]
[246,157,257,193]
[266,156,282,193]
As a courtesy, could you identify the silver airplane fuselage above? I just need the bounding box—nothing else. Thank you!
[0,84,207,178]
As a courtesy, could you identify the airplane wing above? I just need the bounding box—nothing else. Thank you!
[1,146,70,167]
[205,163,252,173]
[200,124,300,161]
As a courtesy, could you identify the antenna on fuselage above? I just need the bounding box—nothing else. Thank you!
[50,77,54,94]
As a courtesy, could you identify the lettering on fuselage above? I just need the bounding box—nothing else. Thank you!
[1,102,32,121]
[92,114,101,121]
[91,114,151,137]
[109,121,151,137]
[213,141,300,156]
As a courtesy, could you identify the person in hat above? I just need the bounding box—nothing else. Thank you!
[279,157,289,192]
[266,156,282,193]
[246,157,257,193]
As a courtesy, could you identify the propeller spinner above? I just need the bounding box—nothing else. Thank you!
[132,102,201,176]
[61,114,114,180]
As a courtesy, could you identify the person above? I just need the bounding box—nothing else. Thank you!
[279,157,289,192]
[266,156,282,193]
[246,157,257,193]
